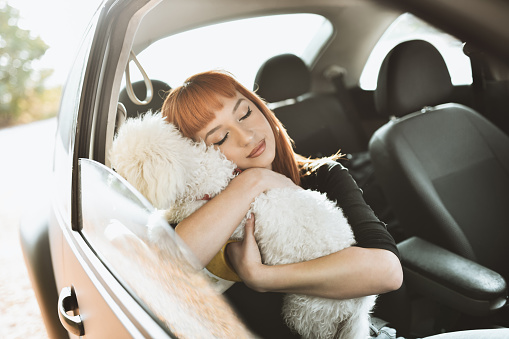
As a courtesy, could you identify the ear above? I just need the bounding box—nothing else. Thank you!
[191,144,237,197]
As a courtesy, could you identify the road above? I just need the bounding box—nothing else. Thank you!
[0,118,56,338]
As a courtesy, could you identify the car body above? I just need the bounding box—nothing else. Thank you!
[20,0,509,338]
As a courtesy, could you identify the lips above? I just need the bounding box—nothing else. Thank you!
[248,139,266,158]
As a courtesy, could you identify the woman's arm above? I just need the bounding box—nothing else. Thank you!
[175,167,297,267]
[227,161,403,299]
[227,218,402,299]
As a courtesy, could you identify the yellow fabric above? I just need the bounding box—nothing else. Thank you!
[206,240,242,282]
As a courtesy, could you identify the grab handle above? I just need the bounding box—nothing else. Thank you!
[125,50,153,105]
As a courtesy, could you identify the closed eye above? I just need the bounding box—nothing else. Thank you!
[214,132,229,146]
[239,106,252,121]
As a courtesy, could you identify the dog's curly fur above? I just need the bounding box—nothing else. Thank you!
[110,112,376,339]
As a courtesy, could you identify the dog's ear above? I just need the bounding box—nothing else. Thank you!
[191,144,237,197]
[111,112,200,208]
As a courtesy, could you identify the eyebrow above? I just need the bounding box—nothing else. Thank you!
[232,98,244,114]
[204,98,245,142]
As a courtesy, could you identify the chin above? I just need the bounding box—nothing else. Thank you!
[253,156,274,170]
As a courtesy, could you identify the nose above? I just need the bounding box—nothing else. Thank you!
[235,124,254,146]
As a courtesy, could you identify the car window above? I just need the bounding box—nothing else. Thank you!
[79,159,251,337]
[56,14,99,153]
[360,13,473,90]
[128,13,333,88]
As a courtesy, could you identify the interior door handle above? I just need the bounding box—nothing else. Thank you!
[58,286,85,336]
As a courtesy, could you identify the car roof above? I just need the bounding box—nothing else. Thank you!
[131,0,402,86]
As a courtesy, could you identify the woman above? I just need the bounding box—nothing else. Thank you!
[161,70,402,337]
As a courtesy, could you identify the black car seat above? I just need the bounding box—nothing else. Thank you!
[369,40,509,281]
[254,53,366,157]
[119,79,171,119]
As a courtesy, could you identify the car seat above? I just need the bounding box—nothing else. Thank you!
[254,53,366,157]
[370,39,509,277]
[119,79,171,119]
[369,40,509,328]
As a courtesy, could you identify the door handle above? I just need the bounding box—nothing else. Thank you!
[58,286,85,336]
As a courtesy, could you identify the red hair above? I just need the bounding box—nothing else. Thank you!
[161,70,303,185]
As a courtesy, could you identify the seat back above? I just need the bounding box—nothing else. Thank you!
[254,53,365,157]
[370,40,509,279]
[119,79,171,119]
[374,40,454,119]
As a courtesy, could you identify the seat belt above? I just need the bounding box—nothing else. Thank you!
[324,65,369,149]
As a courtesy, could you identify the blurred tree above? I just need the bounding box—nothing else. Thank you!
[0,0,51,126]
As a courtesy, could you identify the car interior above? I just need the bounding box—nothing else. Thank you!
[370,38,509,334]
[89,0,509,337]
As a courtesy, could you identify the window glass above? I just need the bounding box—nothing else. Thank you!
[57,15,98,151]
[360,13,472,90]
[79,159,250,337]
[129,14,333,88]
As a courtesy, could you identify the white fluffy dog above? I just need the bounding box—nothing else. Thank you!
[110,112,376,339]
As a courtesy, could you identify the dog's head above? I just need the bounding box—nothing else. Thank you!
[110,112,236,209]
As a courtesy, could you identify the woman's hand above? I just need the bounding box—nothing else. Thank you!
[226,215,272,292]
[227,213,402,299]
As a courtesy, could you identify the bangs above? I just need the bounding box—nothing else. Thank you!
[163,72,238,138]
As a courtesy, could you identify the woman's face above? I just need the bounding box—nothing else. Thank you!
[194,92,276,170]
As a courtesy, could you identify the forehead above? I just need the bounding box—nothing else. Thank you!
[193,92,245,138]
[210,92,247,117]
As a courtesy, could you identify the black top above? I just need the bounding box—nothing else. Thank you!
[300,161,398,256]
[224,160,399,338]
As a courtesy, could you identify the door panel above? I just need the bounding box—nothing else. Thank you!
[69,159,251,338]
[59,225,162,338]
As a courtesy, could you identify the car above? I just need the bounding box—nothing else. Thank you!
[20,0,509,338]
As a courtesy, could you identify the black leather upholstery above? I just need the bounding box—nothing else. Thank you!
[398,236,507,316]
[119,79,171,118]
[370,40,509,282]
[371,105,509,277]
[254,54,365,156]
[374,40,454,118]
[254,53,311,103]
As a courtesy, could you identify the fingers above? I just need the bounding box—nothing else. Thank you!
[244,214,255,236]
[226,214,267,290]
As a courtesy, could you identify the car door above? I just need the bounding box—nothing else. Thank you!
[48,0,172,337]
[54,157,177,338]
[49,0,251,337]
[57,158,248,338]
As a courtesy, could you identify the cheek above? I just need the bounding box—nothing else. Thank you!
[263,120,276,145]
[218,145,239,163]
[252,113,271,135]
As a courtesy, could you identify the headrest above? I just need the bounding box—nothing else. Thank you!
[119,79,171,118]
[254,53,311,103]
[375,40,454,118]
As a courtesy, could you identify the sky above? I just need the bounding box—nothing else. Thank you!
[8,0,103,87]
